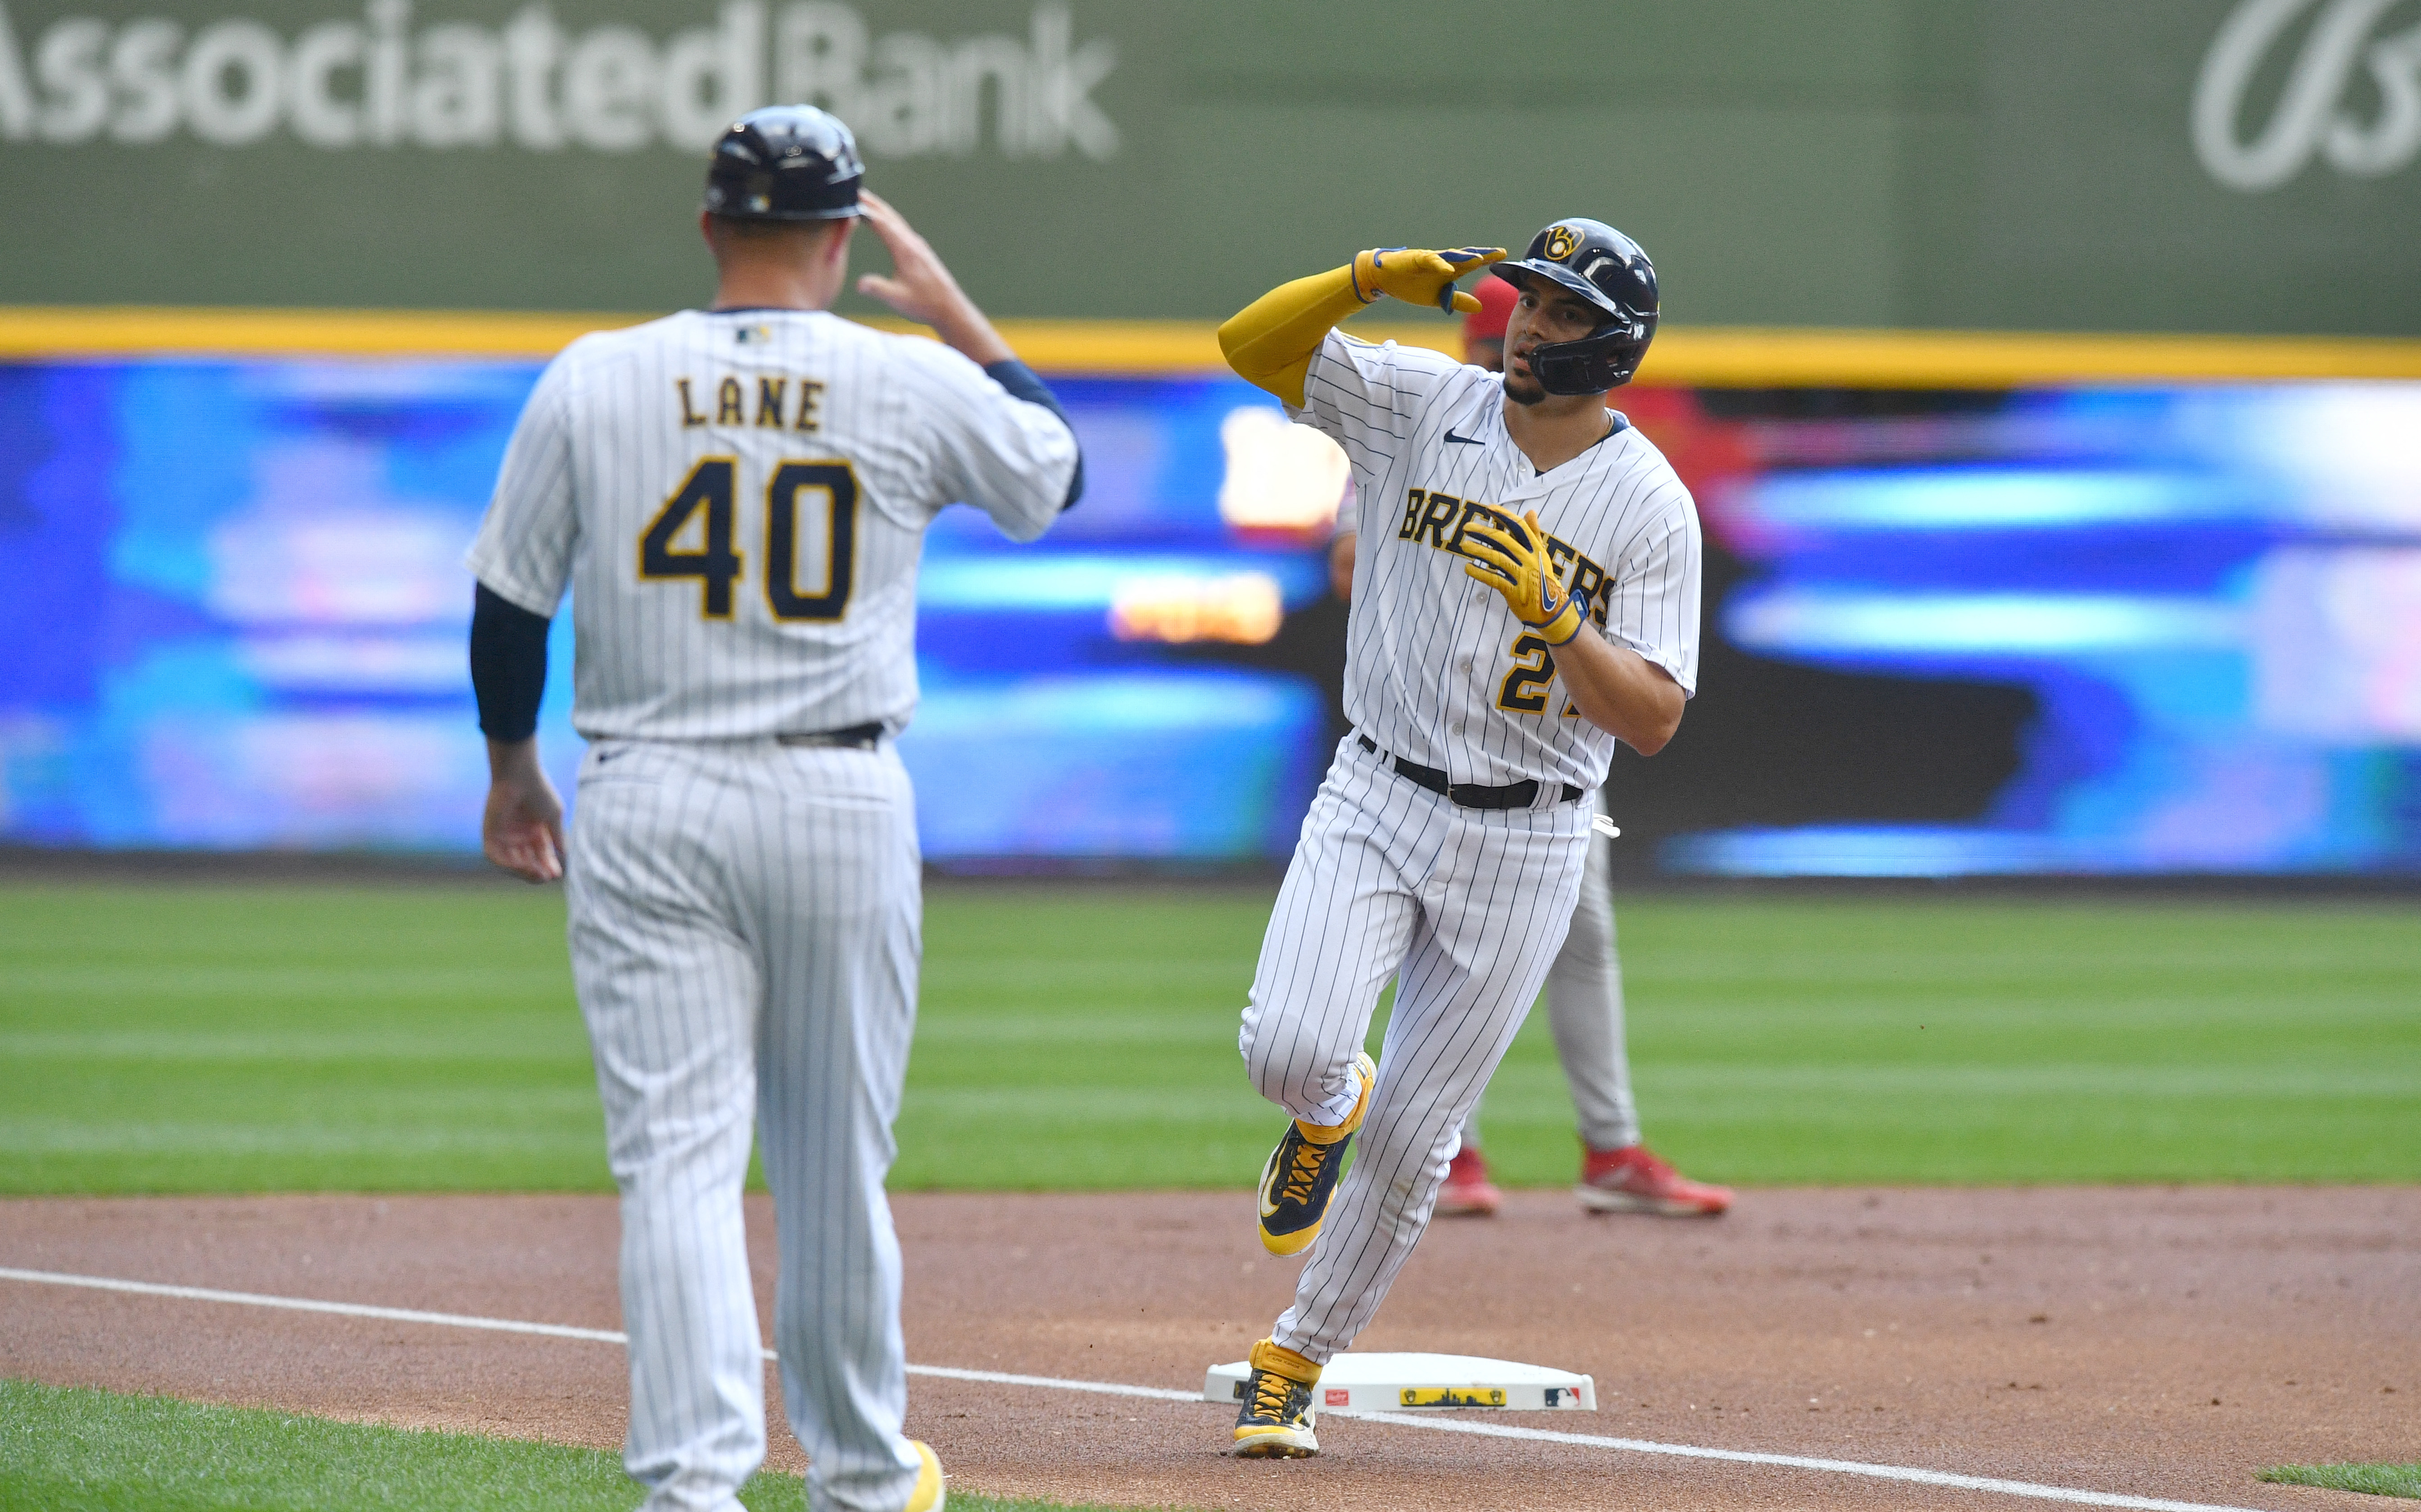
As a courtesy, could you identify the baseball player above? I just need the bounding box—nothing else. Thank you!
[1329,273,1731,1220]
[466,106,1080,1512]
[1218,220,1701,1457]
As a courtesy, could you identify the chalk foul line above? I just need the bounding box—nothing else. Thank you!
[0,1266,2267,1512]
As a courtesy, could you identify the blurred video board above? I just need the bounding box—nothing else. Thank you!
[1654,384,2421,876]
[0,360,1336,862]
[2,360,2416,874]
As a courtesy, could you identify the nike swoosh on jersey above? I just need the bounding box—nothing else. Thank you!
[1444,429,1484,445]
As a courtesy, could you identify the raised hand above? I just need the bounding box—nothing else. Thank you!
[1350,246,1507,313]
[853,189,1013,366]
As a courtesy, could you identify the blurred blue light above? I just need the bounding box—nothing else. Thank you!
[1726,591,2244,656]
[1664,827,2072,878]
[1748,469,2263,531]
[917,553,1322,611]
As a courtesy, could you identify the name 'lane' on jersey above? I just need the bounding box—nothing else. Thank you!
[676,373,828,433]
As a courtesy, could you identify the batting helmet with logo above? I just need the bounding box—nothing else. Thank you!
[1493,218,1658,393]
[704,105,864,222]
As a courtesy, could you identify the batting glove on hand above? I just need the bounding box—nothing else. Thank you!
[1462,509,1585,645]
[1350,246,1507,313]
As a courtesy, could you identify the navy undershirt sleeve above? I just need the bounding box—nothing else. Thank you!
[984,357,1085,511]
[469,584,550,741]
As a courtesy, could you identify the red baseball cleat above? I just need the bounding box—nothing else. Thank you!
[1435,1145,1503,1217]
[1576,1144,1732,1217]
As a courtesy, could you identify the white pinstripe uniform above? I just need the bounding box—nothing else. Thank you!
[1242,329,1699,1362]
[467,308,1077,1512]
[1323,536,1642,1157]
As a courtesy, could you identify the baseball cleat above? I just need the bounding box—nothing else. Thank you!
[904,1438,946,1511]
[1435,1145,1502,1217]
[1230,1337,1322,1457]
[1576,1143,1733,1217]
[1257,1052,1377,1255]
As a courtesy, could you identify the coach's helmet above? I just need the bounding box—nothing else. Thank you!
[704,105,863,221]
[1493,218,1658,393]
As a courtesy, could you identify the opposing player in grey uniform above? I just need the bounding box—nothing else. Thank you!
[1218,220,1701,1458]
[467,106,1080,1512]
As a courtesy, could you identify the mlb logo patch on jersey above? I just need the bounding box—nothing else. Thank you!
[733,324,774,345]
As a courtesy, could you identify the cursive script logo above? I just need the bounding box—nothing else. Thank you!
[2192,0,2421,191]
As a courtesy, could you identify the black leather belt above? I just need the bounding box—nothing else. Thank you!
[776,722,883,751]
[1358,734,1584,809]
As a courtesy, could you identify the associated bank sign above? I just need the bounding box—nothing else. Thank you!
[0,0,1118,158]
[2194,0,2421,190]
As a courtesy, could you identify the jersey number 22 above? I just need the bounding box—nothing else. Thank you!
[639,456,859,621]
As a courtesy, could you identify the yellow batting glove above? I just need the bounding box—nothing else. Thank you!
[1350,246,1507,313]
[1461,510,1585,645]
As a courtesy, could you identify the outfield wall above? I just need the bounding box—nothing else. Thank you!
[4,0,2420,334]
[7,0,2420,873]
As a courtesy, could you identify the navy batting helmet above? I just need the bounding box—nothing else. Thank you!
[1493,219,1658,393]
[704,105,863,222]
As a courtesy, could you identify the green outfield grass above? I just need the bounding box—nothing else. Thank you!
[0,1379,1158,1511]
[1,881,2415,1195]
[2259,1462,2421,1499]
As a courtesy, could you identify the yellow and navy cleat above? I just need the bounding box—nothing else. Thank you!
[1256,1052,1376,1256]
[905,1439,946,1511]
[1230,1337,1322,1458]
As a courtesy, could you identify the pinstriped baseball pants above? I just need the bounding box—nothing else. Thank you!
[1462,787,1643,1153]
[566,738,925,1512]
[1241,736,1591,1363]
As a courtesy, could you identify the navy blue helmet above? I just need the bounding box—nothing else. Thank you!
[704,105,863,222]
[1493,219,1658,393]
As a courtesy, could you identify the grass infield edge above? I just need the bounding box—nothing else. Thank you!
[2257,1463,2421,1499]
[0,1378,1192,1512]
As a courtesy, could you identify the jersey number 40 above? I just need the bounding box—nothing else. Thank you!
[639,456,859,621]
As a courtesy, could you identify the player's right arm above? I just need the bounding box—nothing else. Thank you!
[1217,247,1505,407]
[464,353,581,883]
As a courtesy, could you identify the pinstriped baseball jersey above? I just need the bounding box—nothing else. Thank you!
[466,308,1077,740]
[1294,330,1701,791]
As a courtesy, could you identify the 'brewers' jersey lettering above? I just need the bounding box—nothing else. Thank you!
[467,308,1078,739]
[1410,490,1461,548]
[1295,329,1701,788]
[1416,492,1617,631]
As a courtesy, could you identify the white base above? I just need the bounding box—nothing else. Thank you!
[1205,1351,1595,1412]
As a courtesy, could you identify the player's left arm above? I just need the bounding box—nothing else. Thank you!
[1461,509,1688,755]
[1543,625,1685,756]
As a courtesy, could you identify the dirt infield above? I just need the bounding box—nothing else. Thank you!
[3,1189,2415,1511]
